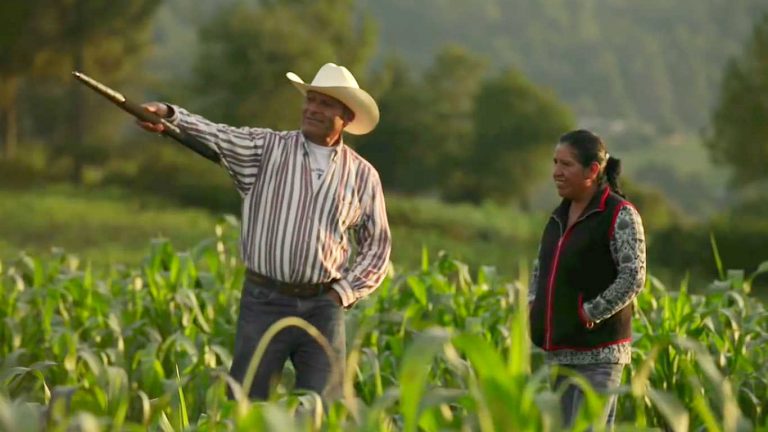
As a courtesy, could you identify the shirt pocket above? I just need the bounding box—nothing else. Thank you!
[337,194,362,229]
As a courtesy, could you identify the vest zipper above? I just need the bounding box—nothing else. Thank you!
[543,205,605,350]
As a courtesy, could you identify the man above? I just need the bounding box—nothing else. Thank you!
[137,63,392,400]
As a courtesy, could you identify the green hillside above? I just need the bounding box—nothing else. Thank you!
[359,0,766,131]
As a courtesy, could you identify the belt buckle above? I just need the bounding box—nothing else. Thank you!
[275,280,323,298]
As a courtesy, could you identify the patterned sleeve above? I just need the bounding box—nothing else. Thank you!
[583,205,646,323]
[331,168,392,308]
[528,247,540,305]
[167,104,276,197]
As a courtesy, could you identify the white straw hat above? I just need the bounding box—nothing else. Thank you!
[286,63,379,135]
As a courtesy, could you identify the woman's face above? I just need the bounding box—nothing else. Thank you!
[552,143,597,200]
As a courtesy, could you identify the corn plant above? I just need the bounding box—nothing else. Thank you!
[0,222,765,431]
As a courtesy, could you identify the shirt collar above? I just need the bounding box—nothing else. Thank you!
[302,134,343,160]
[552,186,611,225]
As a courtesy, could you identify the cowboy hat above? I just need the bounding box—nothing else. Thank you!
[286,63,379,135]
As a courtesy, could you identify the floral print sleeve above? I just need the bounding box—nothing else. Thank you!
[528,246,540,305]
[583,205,646,323]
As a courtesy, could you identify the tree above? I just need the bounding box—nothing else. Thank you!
[0,1,160,183]
[0,1,53,159]
[354,57,433,193]
[706,13,768,186]
[363,0,767,132]
[190,0,376,129]
[458,68,574,206]
[355,47,487,195]
[422,46,488,195]
[53,1,160,183]
[620,37,678,133]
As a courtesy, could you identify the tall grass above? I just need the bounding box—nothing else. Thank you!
[0,185,544,276]
[0,222,765,431]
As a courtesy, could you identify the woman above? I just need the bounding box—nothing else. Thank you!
[528,129,646,427]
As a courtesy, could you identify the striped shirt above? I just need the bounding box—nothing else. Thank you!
[168,105,392,307]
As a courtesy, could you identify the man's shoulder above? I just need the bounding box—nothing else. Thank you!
[257,130,304,148]
[342,145,380,177]
[268,129,302,140]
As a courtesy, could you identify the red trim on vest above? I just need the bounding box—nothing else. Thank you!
[609,200,636,238]
[544,230,573,349]
[577,293,591,328]
[598,186,610,210]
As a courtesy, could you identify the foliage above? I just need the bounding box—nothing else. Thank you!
[353,57,435,194]
[651,220,768,290]
[0,185,223,268]
[0,0,47,157]
[462,68,575,205]
[0,0,160,184]
[361,0,768,131]
[0,183,544,278]
[189,0,376,130]
[385,195,545,272]
[621,180,683,232]
[356,46,489,196]
[421,46,488,195]
[706,13,768,186]
[357,50,572,205]
[3,181,761,296]
[0,225,766,430]
[5,0,757,213]
[106,144,241,213]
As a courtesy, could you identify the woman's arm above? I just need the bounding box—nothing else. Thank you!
[582,205,646,323]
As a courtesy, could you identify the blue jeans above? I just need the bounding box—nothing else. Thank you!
[554,363,625,428]
[228,278,345,400]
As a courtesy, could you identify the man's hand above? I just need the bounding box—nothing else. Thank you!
[136,102,169,133]
[326,289,343,307]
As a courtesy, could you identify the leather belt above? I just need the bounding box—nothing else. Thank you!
[245,269,334,298]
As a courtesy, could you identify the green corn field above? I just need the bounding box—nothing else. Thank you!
[1,221,766,431]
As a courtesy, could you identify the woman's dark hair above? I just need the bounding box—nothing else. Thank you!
[558,129,625,198]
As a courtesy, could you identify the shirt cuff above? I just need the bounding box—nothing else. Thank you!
[164,103,179,124]
[332,278,356,308]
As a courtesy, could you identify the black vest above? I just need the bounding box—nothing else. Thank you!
[530,187,634,351]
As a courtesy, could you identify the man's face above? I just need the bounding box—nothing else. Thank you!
[552,143,598,200]
[301,91,350,144]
